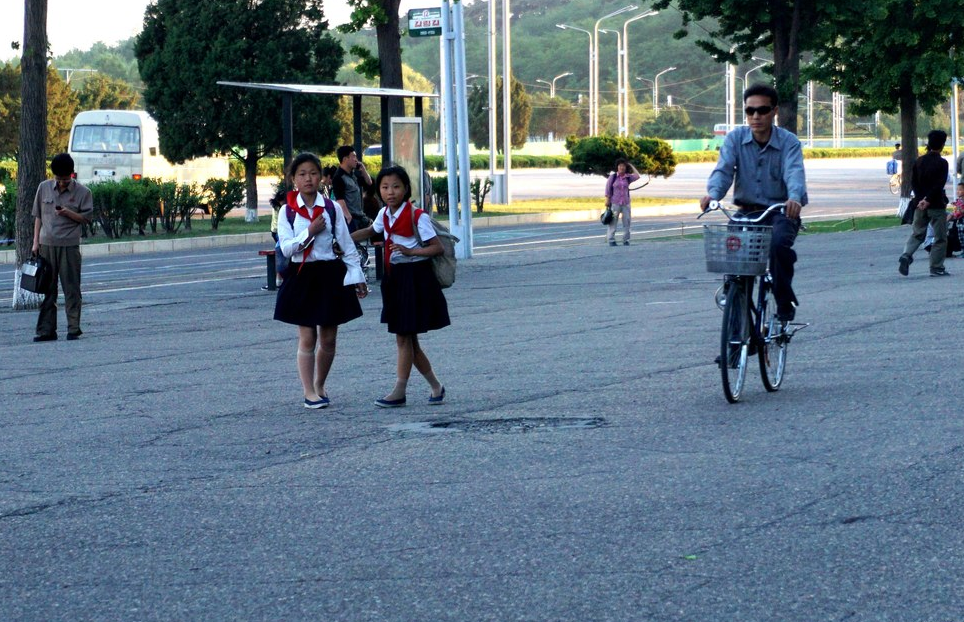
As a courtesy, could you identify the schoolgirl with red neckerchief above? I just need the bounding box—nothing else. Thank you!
[274,152,369,410]
[351,165,449,408]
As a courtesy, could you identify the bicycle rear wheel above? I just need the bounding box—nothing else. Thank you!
[889,174,900,195]
[758,281,787,392]
[720,278,751,403]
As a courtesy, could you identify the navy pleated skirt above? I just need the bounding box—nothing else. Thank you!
[380,259,450,334]
[274,259,363,327]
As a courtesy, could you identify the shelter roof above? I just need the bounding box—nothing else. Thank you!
[217,82,437,98]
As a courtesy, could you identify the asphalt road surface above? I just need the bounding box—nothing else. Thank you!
[256,158,904,212]
[2,218,963,621]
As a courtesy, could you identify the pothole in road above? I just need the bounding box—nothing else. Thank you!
[387,416,607,435]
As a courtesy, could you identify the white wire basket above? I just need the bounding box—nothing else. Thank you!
[703,224,772,275]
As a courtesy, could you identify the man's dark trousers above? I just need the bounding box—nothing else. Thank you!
[36,244,82,337]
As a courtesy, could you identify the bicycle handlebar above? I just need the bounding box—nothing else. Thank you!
[698,200,786,223]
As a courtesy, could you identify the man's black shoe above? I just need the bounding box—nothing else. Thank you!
[33,334,57,342]
[930,267,950,277]
[66,332,82,340]
[898,255,911,276]
[776,305,796,323]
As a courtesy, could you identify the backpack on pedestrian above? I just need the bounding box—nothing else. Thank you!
[412,208,459,288]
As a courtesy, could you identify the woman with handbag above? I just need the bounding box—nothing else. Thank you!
[604,158,641,246]
[351,165,449,408]
[274,152,369,409]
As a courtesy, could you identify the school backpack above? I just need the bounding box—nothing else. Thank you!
[276,194,338,278]
[412,208,460,288]
[886,159,898,175]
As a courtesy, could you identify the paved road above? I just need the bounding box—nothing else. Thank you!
[255,158,904,212]
[2,222,963,621]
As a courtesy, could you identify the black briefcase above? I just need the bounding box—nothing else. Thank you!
[21,254,51,293]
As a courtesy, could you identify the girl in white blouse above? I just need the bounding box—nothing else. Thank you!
[352,166,449,408]
[274,153,368,409]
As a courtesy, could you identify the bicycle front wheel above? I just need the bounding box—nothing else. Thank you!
[758,282,787,392]
[720,278,751,403]
[889,174,901,195]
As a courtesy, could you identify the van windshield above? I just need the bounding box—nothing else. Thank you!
[71,125,141,154]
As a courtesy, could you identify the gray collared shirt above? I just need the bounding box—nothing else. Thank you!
[707,125,808,208]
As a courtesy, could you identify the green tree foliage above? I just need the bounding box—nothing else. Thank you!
[0,63,19,157]
[340,0,405,119]
[335,63,438,147]
[203,178,245,230]
[467,75,532,151]
[55,39,143,89]
[0,62,77,157]
[78,73,139,111]
[135,0,344,209]
[1,179,16,244]
[806,0,964,192]
[46,66,78,154]
[637,107,709,140]
[528,93,582,139]
[566,134,676,178]
[651,0,839,134]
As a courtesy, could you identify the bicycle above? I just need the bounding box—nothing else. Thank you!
[889,172,902,195]
[698,201,809,403]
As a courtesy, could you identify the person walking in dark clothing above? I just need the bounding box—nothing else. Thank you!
[899,130,951,277]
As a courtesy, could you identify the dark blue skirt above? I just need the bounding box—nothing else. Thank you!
[380,260,450,334]
[274,259,363,327]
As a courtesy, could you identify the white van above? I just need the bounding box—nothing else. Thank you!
[68,110,229,185]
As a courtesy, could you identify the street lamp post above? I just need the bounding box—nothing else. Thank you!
[620,10,658,136]
[536,71,573,98]
[599,29,622,136]
[556,24,594,137]
[653,66,676,116]
[536,72,574,141]
[593,5,637,135]
[744,56,772,87]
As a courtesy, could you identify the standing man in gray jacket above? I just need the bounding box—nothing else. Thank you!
[31,153,93,342]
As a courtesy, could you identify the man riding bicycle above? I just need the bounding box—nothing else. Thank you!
[700,83,808,323]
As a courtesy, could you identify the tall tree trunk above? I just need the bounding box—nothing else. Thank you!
[377,0,405,140]
[13,0,47,310]
[243,151,259,222]
[770,0,801,135]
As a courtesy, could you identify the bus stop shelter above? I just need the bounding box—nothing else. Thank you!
[216,82,437,171]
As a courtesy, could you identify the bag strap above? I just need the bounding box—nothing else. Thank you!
[410,207,425,247]
[322,198,336,239]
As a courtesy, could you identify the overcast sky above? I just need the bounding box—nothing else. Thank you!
[2,0,433,62]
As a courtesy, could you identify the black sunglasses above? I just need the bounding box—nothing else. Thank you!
[744,105,774,116]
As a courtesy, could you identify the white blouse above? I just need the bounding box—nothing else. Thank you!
[371,203,437,264]
[277,192,365,286]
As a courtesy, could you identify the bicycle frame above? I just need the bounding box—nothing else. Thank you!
[701,201,795,402]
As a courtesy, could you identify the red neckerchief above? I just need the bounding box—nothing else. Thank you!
[287,191,323,274]
[382,201,421,274]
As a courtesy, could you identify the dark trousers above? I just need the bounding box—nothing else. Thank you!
[738,208,800,314]
[36,244,82,337]
[766,212,801,313]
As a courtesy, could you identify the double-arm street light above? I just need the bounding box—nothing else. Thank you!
[536,71,573,98]
[653,66,676,116]
[555,24,594,135]
[592,5,637,135]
